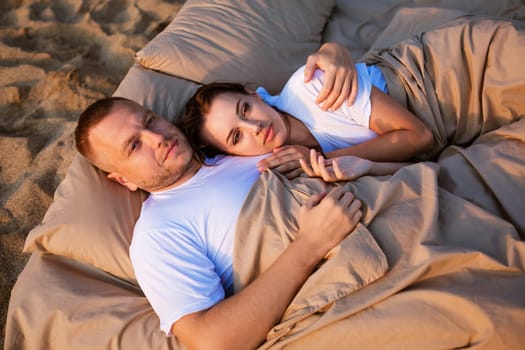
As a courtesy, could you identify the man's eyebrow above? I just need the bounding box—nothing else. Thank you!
[226,99,241,144]
[121,111,147,155]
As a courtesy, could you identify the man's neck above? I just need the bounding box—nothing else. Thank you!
[151,159,202,193]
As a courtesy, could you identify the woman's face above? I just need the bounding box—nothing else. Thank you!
[200,92,288,156]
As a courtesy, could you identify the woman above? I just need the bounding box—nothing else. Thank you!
[178,59,433,180]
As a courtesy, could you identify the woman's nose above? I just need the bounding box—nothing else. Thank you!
[240,120,262,135]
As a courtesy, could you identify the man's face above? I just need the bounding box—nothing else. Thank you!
[88,102,199,192]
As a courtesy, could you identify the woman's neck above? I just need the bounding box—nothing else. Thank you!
[282,112,320,149]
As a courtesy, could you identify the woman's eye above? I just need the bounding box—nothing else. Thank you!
[241,102,250,119]
[232,129,241,145]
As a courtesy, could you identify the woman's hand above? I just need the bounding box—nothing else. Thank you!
[256,145,311,179]
[302,149,409,181]
[304,42,358,111]
[300,149,374,182]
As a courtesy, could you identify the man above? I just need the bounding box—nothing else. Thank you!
[74,43,363,350]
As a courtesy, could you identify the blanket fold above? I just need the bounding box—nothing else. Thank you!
[364,15,525,159]
[234,15,525,349]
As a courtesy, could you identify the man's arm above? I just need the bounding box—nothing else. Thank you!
[172,187,362,350]
[304,42,358,111]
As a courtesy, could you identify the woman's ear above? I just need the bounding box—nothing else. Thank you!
[107,172,139,192]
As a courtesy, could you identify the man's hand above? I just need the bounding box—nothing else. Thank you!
[304,42,358,111]
[298,187,362,255]
[256,145,311,179]
[300,150,373,182]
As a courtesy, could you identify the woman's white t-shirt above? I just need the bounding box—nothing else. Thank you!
[256,63,388,153]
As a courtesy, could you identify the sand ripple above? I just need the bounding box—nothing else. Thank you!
[0,0,185,345]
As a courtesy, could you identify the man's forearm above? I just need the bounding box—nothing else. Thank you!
[173,187,362,350]
[172,235,327,350]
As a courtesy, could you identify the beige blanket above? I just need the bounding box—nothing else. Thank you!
[365,15,525,160]
[234,17,525,350]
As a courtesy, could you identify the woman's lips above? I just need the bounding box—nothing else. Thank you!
[263,123,274,144]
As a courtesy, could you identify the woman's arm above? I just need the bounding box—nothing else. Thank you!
[325,87,434,162]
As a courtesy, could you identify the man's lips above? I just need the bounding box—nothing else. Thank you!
[163,139,178,162]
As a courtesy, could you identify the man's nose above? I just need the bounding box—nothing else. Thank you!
[240,120,262,135]
[142,129,165,146]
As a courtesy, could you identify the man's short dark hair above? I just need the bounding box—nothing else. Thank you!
[74,96,134,160]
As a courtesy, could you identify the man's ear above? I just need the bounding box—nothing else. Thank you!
[107,172,139,192]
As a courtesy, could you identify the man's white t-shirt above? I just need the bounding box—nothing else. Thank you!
[130,155,264,334]
[256,63,388,153]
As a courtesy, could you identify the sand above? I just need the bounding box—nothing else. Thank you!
[0,0,186,345]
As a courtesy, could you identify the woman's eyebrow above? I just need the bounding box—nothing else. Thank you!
[224,99,242,144]
[235,99,241,116]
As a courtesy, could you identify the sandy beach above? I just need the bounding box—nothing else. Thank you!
[0,0,185,345]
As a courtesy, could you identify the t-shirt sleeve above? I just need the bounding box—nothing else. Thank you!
[258,63,374,129]
[130,227,225,335]
[308,63,373,128]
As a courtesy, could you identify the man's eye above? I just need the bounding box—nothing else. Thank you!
[131,140,140,152]
[232,129,241,145]
[145,116,155,128]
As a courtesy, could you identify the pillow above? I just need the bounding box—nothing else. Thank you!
[23,0,334,285]
[135,0,335,94]
[113,63,200,122]
[322,0,525,61]
[367,7,465,52]
[23,65,199,282]
[23,154,147,282]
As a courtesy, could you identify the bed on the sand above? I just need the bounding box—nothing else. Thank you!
[5,1,525,349]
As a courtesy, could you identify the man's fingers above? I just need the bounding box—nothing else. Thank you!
[338,191,355,207]
[325,186,346,201]
[303,191,327,209]
[351,208,363,224]
[325,187,360,210]
[348,198,361,212]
